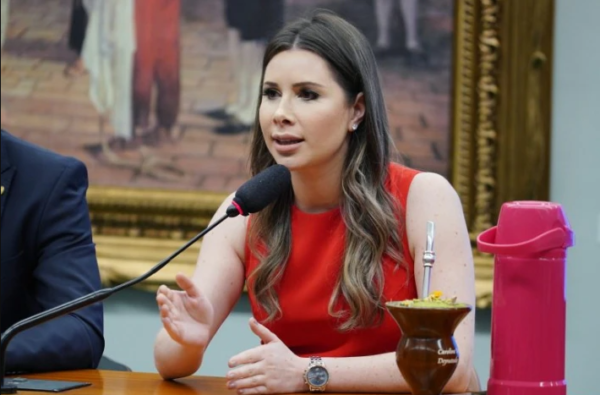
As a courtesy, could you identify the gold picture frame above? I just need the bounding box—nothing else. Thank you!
[90,0,554,308]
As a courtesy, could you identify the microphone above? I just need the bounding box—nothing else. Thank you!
[226,164,291,217]
[0,164,291,394]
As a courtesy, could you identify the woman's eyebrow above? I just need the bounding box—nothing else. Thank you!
[262,81,325,88]
[292,81,325,88]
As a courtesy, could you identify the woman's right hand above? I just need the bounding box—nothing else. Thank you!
[156,273,213,349]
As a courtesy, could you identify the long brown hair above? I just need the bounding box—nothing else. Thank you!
[247,11,405,331]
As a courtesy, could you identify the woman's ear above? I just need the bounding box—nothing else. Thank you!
[349,92,366,131]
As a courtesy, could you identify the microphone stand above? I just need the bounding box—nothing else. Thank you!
[0,213,230,393]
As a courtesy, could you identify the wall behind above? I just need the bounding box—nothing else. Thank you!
[550,0,600,393]
[103,0,599,392]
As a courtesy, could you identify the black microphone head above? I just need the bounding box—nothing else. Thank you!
[227,164,291,217]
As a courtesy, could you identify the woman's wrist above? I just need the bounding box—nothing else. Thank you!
[296,356,311,392]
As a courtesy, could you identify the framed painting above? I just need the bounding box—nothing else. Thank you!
[0,0,553,307]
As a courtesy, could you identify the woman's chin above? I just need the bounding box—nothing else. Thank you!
[271,157,303,171]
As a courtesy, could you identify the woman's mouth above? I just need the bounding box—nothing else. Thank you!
[274,137,304,145]
[272,136,304,153]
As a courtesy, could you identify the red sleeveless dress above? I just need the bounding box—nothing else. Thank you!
[244,163,419,357]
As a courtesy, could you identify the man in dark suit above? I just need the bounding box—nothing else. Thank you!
[0,130,104,373]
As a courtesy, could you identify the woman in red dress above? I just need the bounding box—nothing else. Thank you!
[154,11,475,394]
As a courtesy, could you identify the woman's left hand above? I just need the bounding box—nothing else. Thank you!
[226,317,307,394]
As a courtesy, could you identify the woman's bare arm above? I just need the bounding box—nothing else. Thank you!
[405,172,476,392]
[154,193,248,379]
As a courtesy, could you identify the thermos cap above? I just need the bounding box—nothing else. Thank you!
[477,201,574,256]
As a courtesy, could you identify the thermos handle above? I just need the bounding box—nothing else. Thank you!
[477,226,574,255]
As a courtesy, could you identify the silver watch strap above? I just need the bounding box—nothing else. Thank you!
[307,356,327,392]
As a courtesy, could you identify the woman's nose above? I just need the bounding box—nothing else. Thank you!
[273,98,294,126]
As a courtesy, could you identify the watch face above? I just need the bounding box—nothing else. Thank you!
[307,366,329,387]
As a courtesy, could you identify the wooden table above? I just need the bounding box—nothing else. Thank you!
[8,370,487,394]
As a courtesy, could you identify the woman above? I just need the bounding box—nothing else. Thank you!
[154,11,475,394]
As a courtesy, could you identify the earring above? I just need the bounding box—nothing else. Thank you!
[352,123,358,131]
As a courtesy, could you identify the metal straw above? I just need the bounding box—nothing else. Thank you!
[422,221,436,298]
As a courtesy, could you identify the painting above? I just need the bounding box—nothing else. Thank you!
[0,0,555,307]
[1,0,453,190]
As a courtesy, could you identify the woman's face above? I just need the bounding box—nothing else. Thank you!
[259,49,363,173]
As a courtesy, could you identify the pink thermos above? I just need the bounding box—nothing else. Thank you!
[477,201,574,395]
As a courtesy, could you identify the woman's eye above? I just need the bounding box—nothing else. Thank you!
[299,89,319,101]
[262,88,279,100]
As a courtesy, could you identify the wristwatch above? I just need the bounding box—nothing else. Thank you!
[303,356,329,392]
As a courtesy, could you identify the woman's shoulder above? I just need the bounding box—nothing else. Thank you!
[386,162,421,199]
[405,172,462,225]
[388,162,421,180]
[409,171,457,196]
[387,164,459,208]
[388,163,455,191]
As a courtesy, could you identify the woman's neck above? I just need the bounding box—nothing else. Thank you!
[292,165,344,214]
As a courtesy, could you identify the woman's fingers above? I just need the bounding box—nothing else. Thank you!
[156,285,171,300]
[159,284,187,307]
[157,284,169,293]
[157,299,171,320]
[156,295,177,318]
[157,276,201,308]
[157,284,192,345]
[157,285,179,307]
[158,297,183,340]
[175,273,200,298]
[158,300,171,319]
[162,315,182,343]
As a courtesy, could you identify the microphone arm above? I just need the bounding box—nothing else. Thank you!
[0,213,230,393]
